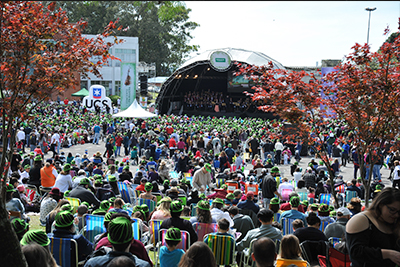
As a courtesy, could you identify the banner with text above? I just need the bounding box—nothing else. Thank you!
[120,62,136,110]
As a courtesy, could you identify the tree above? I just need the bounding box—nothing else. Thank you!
[50,1,200,75]
[236,21,400,206]
[324,22,400,206]
[0,2,121,266]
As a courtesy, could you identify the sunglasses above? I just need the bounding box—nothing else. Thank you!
[386,205,400,216]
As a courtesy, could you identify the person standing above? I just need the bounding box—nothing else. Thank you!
[260,166,282,209]
[50,130,61,157]
[274,139,284,165]
[392,160,400,189]
[93,124,101,145]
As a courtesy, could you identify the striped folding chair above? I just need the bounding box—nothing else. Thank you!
[65,197,81,214]
[147,219,163,260]
[204,234,236,266]
[131,218,141,241]
[26,185,40,202]
[319,220,330,232]
[335,184,345,194]
[83,214,106,243]
[328,237,342,247]
[193,222,218,241]
[190,203,197,217]
[273,212,281,223]
[216,178,225,188]
[345,190,358,204]
[319,193,331,205]
[298,192,308,202]
[49,237,78,267]
[281,217,296,236]
[117,181,132,204]
[138,198,156,213]
[169,171,179,179]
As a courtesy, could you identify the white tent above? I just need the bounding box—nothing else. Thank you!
[112,99,157,119]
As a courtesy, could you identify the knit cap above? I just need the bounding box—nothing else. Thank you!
[165,227,182,241]
[20,229,51,246]
[80,178,90,185]
[108,217,133,244]
[60,204,74,213]
[109,175,117,182]
[318,203,330,213]
[213,198,224,205]
[140,204,149,213]
[12,218,28,234]
[55,211,74,228]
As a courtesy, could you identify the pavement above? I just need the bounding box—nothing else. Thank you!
[40,140,392,190]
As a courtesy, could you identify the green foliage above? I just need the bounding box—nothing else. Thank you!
[48,1,200,76]
[109,95,121,105]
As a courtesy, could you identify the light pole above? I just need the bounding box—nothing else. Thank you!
[365,7,376,45]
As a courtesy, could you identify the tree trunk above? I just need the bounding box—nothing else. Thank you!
[0,195,27,267]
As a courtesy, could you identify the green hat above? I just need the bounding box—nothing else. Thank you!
[64,190,70,197]
[293,161,299,165]
[29,152,35,156]
[60,204,74,213]
[108,197,116,205]
[310,203,319,209]
[81,201,90,208]
[289,196,300,207]
[199,193,206,199]
[270,166,280,173]
[163,180,170,186]
[318,203,330,213]
[20,229,51,247]
[34,155,42,162]
[12,218,28,234]
[330,210,337,217]
[104,211,117,223]
[170,200,184,213]
[329,205,335,212]
[228,143,232,147]
[375,184,382,191]
[95,178,103,185]
[140,204,149,213]
[213,198,224,205]
[149,157,153,161]
[270,197,280,205]
[100,200,111,210]
[225,193,235,200]
[80,178,90,185]
[302,200,309,206]
[108,217,133,244]
[24,165,31,170]
[165,227,182,241]
[196,200,210,210]
[108,175,117,182]
[63,163,71,172]
[220,184,228,190]
[204,163,212,172]
[159,197,172,204]
[55,211,74,228]
[145,182,153,192]
[123,165,129,170]
[6,184,15,193]
[71,160,76,165]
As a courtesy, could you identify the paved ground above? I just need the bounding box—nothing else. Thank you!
[42,140,392,190]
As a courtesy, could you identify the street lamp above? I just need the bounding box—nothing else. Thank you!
[365,7,376,45]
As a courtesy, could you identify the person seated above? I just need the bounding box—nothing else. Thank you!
[47,210,93,262]
[276,234,309,267]
[138,182,158,202]
[187,189,201,206]
[279,196,307,227]
[293,212,328,244]
[108,198,129,216]
[280,192,305,213]
[135,178,148,193]
[251,237,278,267]
[159,228,185,267]
[92,200,111,216]
[206,184,228,200]
[203,218,235,244]
[237,191,260,215]
[317,203,336,224]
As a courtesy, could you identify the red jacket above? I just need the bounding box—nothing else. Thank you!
[115,136,123,146]
[169,138,176,148]
[207,189,228,200]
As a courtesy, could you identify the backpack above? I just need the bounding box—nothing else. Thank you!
[82,246,112,265]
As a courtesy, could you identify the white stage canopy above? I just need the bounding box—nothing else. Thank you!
[112,99,157,119]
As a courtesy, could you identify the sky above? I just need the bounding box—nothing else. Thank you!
[184,1,400,67]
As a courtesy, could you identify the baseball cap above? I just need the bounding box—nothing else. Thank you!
[337,207,351,216]
[246,191,254,198]
[233,189,242,197]
[204,163,212,172]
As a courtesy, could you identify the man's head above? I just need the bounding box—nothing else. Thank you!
[233,189,242,199]
[292,219,304,231]
[217,218,230,233]
[257,208,274,224]
[251,237,277,267]
[246,191,255,201]
[203,163,212,173]
[270,166,279,176]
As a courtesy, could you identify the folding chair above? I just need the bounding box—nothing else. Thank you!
[319,220,330,232]
[215,178,225,188]
[117,181,132,204]
[193,222,218,241]
[280,217,296,236]
[322,246,351,267]
[276,258,308,267]
[213,160,220,169]
[131,218,141,241]
[300,240,328,266]
[335,184,345,194]
[82,214,106,243]
[190,203,197,217]
[145,219,163,261]
[298,191,308,202]
[155,229,190,266]
[273,212,281,223]
[138,198,156,213]
[26,185,40,202]
[204,234,236,266]
[65,197,81,214]
[319,193,331,205]
[345,190,358,204]
[169,171,179,179]
[49,237,78,267]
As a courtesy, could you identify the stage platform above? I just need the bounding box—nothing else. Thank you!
[170,108,277,119]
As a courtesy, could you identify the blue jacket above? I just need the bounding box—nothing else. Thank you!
[84,251,150,267]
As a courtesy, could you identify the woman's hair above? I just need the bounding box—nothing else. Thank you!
[67,152,73,158]
[279,234,301,260]
[196,208,213,224]
[157,199,171,217]
[269,204,280,213]
[306,212,321,226]
[369,187,400,219]
[109,165,116,173]
[48,199,70,220]
[113,198,124,208]
[178,241,217,267]
[297,180,305,189]
[347,197,362,212]
[22,243,58,267]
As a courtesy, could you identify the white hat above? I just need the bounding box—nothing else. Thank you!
[337,207,351,216]
[330,133,334,137]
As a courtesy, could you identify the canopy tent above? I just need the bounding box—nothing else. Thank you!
[71,88,89,97]
[112,99,157,119]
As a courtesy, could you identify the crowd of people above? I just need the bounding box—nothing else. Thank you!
[5,98,400,267]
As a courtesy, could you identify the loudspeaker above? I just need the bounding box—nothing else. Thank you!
[140,75,148,95]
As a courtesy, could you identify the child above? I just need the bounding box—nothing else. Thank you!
[204,218,235,244]
[159,227,185,267]
[130,146,138,165]
[308,187,315,199]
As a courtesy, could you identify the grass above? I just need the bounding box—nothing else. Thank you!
[28,213,44,231]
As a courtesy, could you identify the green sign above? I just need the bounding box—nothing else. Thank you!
[209,51,231,71]
[215,58,226,62]
[120,62,136,110]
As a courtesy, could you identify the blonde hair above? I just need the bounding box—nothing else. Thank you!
[157,196,172,217]
[279,234,301,259]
